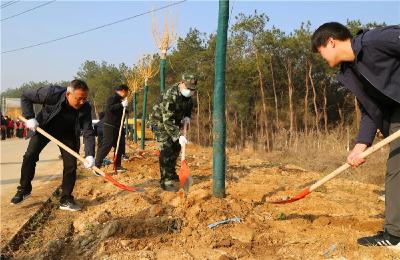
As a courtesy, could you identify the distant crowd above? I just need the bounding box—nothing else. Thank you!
[0,113,28,140]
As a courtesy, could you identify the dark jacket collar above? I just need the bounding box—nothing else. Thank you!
[352,29,369,63]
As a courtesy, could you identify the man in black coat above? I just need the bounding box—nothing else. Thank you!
[312,23,400,246]
[94,84,128,173]
[11,79,95,211]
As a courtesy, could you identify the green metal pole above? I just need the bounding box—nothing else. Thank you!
[212,0,229,198]
[140,84,149,150]
[133,92,138,143]
[160,55,166,94]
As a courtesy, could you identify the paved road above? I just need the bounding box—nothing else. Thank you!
[0,137,63,247]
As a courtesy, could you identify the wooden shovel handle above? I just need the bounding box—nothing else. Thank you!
[310,129,400,192]
[181,121,188,161]
[18,115,106,177]
[115,105,126,159]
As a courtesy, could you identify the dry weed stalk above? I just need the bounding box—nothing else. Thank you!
[137,55,158,85]
[152,10,177,59]
[125,68,142,100]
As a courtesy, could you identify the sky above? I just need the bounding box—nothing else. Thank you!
[1,0,399,90]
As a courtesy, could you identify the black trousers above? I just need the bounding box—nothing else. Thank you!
[95,124,123,168]
[19,132,78,199]
[385,107,400,237]
[159,137,181,184]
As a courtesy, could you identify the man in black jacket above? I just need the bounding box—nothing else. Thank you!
[11,79,95,211]
[312,23,400,246]
[94,84,128,173]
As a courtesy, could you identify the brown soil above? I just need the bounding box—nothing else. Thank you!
[9,141,400,259]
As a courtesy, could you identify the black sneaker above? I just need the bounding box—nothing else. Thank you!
[358,231,400,247]
[161,180,179,192]
[59,197,82,211]
[116,166,127,173]
[121,154,129,161]
[10,189,31,204]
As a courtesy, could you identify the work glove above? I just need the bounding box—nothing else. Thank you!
[84,156,95,169]
[179,135,188,146]
[182,117,191,126]
[26,118,39,132]
[121,99,128,108]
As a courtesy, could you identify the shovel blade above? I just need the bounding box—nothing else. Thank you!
[104,174,144,192]
[179,160,190,189]
[271,188,311,204]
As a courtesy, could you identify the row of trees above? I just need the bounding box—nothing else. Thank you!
[1,12,385,151]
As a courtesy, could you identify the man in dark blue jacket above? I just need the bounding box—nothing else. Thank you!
[94,84,128,173]
[312,23,400,246]
[11,79,95,211]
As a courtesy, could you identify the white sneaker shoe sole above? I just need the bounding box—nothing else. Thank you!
[59,205,81,211]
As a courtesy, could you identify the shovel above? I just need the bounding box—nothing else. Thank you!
[113,103,126,174]
[272,129,400,204]
[178,121,193,195]
[19,116,143,192]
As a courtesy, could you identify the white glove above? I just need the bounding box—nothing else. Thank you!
[121,99,128,108]
[84,156,95,169]
[182,117,190,125]
[179,135,188,146]
[26,118,39,131]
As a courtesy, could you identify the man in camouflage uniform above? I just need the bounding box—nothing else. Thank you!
[149,73,197,192]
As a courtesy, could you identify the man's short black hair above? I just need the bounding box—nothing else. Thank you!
[311,22,353,53]
[115,84,129,91]
[70,79,89,91]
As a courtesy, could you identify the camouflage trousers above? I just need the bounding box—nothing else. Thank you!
[154,130,181,184]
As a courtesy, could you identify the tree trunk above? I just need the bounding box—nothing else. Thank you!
[255,111,258,141]
[234,111,238,149]
[309,63,319,134]
[208,91,212,145]
[304,60,309,134]
[240,119,244,148]
[196,90,200,145]
[254,45,270,151]
[269,57,279,129]
[323,82,328,133]
[285,59,294,140]
[92,100,98,119]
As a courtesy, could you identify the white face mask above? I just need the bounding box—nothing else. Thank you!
[180,88,192,97]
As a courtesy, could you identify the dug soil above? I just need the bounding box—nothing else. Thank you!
[9,141,400,259]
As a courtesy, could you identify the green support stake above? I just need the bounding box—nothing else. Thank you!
[212,0,229,198]
[133,92,138,143]
[140,85,149,150]
[160,56,166,94]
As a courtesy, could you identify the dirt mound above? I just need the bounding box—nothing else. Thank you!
[10,141,399,259]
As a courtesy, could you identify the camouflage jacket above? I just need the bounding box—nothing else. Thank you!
[148,84,193,142]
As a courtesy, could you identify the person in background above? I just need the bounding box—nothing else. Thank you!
[94,85,129,173]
